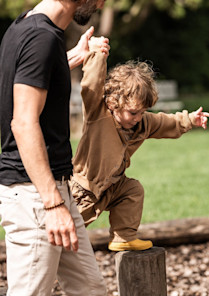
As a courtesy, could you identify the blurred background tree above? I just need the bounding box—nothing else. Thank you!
[0,0,209,93]
[0,0,39,18]
[106,0,209,93]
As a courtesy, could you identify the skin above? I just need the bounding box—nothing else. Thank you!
[113,105,147,129]
[73,0,105,25]
[113,105,209,130]
[11,0,108,252]
[67,26,109,69]
[192,106,209,130]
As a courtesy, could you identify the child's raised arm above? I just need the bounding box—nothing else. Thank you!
[189,106,209,129]
[80,37,109,121]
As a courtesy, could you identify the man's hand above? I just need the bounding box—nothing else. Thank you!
[67,26,94,69]
[67,26,110,69]
[45,205,78,252]
[192,106,209,129]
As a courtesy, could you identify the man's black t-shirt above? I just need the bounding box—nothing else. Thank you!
[0,11,73,185]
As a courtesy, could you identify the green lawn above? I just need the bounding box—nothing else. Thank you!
[0,128,209,238]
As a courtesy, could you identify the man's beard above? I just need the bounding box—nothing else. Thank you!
[73,4,97,26]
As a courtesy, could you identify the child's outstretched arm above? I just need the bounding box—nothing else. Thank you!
[189,106,209,129]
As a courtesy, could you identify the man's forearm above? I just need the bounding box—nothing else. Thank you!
[67,46,84,70]
[11,120,62,207]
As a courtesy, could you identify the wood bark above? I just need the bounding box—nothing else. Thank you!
[115,247,167,296]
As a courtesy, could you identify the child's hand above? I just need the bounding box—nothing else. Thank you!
[192,106,209,129]
[88,36,110,58]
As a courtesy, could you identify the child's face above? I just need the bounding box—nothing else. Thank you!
[113,105,146,129]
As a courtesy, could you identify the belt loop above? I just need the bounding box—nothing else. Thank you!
[62,175,65,184]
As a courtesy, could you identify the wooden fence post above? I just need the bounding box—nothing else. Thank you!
[115,247,167,296]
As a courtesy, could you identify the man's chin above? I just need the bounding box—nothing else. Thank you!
[73,6,97,26]
[73,15,91,26]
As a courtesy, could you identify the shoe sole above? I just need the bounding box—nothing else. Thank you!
[108,243,153,252]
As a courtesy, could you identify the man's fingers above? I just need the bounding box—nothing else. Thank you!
[47,228,63,246]
[69,231,79,252]
[79,26,94,46]
[47,225,78,251]
[48,231,56,246]
[54,232,63,246]
[85,26,94,40]
[66,220,78,252]
[62,233,71,251]
[48,229,78,251]
[45,208,78,251]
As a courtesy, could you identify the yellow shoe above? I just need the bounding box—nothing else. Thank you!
[108,239,153,251]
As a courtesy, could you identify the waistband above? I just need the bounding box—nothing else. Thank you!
[55,174,71,182]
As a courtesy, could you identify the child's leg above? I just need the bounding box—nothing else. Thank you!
[70,180,107,226]
[107,176,152,250]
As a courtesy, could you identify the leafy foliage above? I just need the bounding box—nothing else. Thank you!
[108,3,209,93]
[0,0,204,20]
[0,0,39,18]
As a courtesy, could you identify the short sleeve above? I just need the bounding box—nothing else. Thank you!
[14,30,58,90]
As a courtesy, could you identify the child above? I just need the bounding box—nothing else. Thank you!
[70,38,209,251]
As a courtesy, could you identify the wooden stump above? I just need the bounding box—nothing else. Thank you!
[115,247,167,296]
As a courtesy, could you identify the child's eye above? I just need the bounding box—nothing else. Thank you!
[128,110,138,115]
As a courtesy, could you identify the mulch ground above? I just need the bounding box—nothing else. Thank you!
[1,241,209,296]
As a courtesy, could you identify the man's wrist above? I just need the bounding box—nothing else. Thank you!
[44,199,65,211]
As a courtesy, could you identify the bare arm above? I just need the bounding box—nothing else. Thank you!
[11,84,78,251]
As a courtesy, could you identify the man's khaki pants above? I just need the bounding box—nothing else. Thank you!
[0,181,106,296]
[71,175,144,243]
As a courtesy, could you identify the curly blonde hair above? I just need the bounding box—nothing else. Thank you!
[104,60,158,111]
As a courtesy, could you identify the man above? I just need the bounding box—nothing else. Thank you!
[0,0,109,295]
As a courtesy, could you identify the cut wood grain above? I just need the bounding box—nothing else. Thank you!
[115,247,167,296]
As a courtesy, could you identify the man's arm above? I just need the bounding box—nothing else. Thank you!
[67,27,94,70]
[67,26,109,69]
[11,84,78,251]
